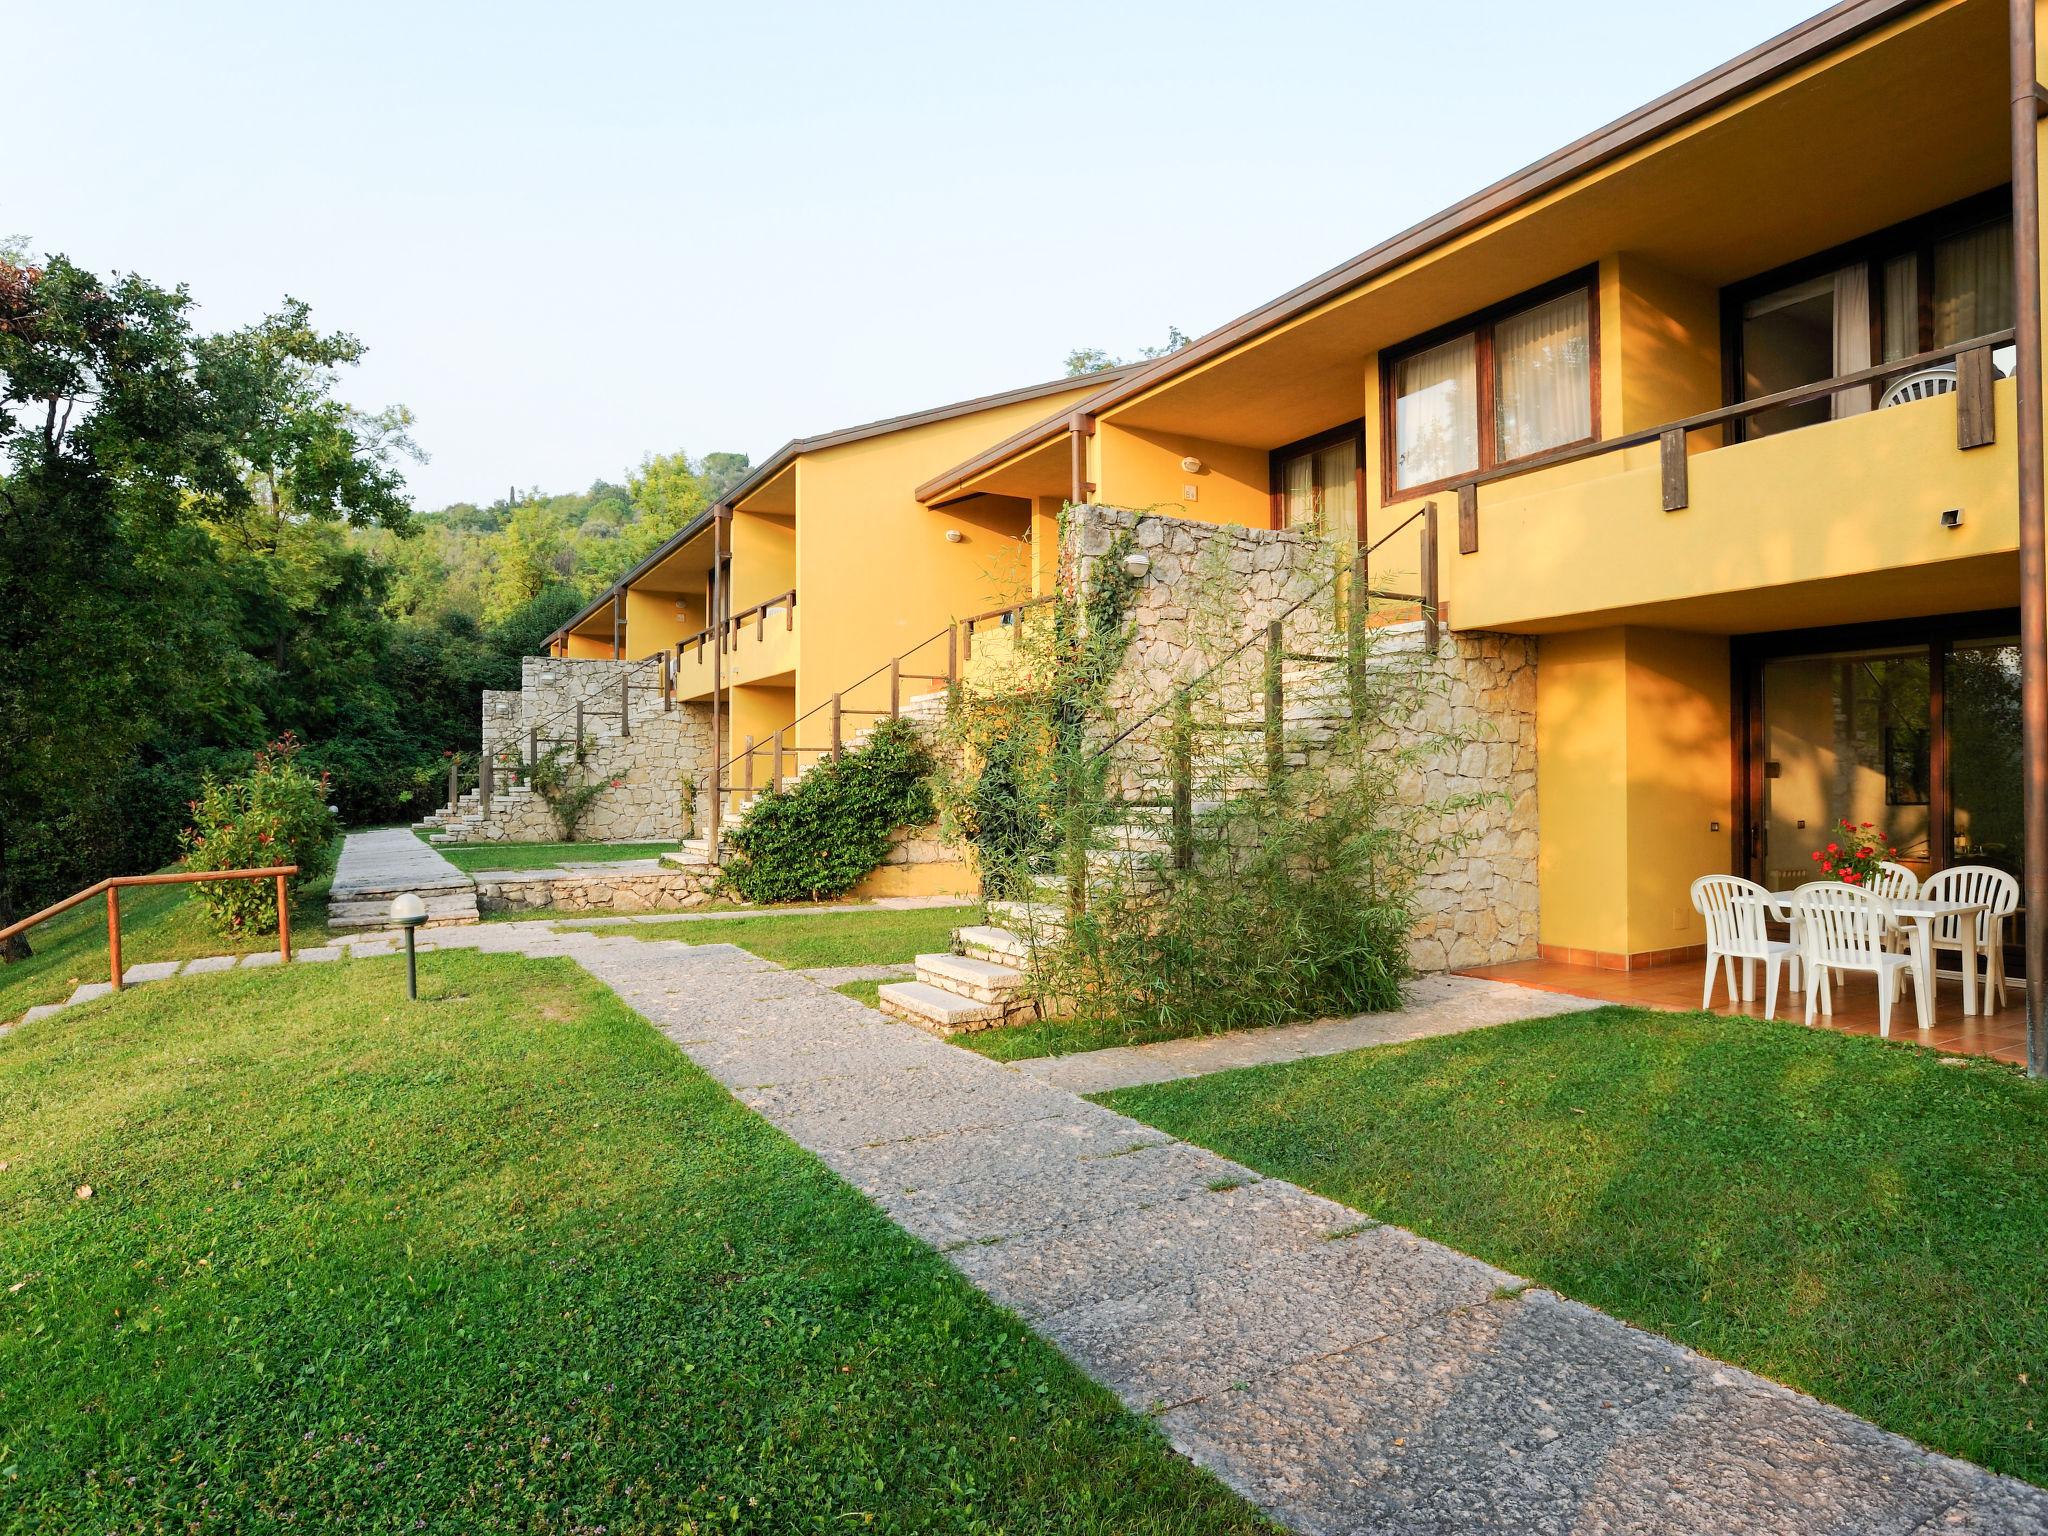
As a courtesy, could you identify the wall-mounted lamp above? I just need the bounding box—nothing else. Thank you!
[1121,552,1152,579]
[944,529,964,543]
[390,892,428,1000]
[1179,456,1203,474]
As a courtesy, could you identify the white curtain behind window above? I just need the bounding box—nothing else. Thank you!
[1280,452,1316,529]
[1394,334,1478,490]
[1935,218,2016,347]
[1493,290,1592,461]
[1882,254,1918,363]
[1315,438,1359,547]
[1833,264,1872,417]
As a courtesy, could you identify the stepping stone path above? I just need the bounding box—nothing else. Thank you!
[327,827,479,929]
[8,913,2043,1530]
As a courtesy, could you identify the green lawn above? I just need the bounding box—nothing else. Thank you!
[1,877,334,1024]
[1100,1005,2048,1487]
[0,951,1269,1534]
[633,905,977,969]
[951,1014,1194,1062]
[425,838,680,873]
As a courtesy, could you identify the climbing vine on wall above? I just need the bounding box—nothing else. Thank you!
[720,718,936,904]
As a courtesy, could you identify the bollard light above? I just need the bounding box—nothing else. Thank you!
[390,892,428,1000]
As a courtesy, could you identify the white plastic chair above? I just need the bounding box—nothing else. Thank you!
[1692,875,1800,1020]
[1920,864,2020,1012]
[1792,881,1917,1036]
[1871,862,1920,900]
[1878,366,1958,408]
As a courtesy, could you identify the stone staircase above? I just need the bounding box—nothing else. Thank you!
[873,640,1401,1039]
[666,687,952,869]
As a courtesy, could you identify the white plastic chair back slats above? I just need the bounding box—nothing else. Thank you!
[1878,366,1958,408]
[1692,875,1772,957]
[1872,862,1920,901]
[1794,882,1889,967]
[1921,864,2020,944]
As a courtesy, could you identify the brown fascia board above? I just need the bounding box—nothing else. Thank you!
[913,0,1934,507]
[542,365,1142,645]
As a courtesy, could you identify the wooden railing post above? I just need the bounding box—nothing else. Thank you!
[1421,501,1441,652]
[947,624,959,686]
[1171,695,1193,872]
[830,694,842,758]
[889,655,900,719]
[1347,548,1369,717]
[786,589,795,630]
[771,730,783,794]
[481,753,494,818]
[106,886,122,991]
[1264,619,1285,787]
[662,654,673,711]
[621,673,632,737]
[1660,427,1690,512]
[446,756,460,813]
[574,702,585,760]
[276,874,292,963]
[743,735,755,796]
[528,727,539,769]
[1957,345,1996,449]
[962,619,974,662]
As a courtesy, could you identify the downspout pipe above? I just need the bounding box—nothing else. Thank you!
[2011,0,2048,1077]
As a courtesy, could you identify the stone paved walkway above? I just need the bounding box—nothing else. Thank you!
[414,923,2048,1534]
[1010,974,1605,1094]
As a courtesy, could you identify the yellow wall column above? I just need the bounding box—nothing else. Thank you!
[1537,626,1734,962]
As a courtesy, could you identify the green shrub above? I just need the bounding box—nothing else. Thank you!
[526,741,613,841]
[178,733,338,936]
[721,719,936,904]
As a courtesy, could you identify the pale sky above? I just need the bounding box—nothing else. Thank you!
[12,0,1822,509]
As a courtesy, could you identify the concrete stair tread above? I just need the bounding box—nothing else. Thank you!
[916,950,1027,994]
[952,924,1033,963]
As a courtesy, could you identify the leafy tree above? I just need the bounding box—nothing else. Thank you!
[1063,326,1193,376]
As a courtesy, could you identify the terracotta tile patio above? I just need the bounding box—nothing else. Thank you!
[1460,956,2031,1068]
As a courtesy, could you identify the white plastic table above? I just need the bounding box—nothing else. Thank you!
[1753,890,1988,1028]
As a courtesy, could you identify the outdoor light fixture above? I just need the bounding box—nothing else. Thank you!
[1122,551,1152,579]
[1179,456,1203,473]
[1941,507,1964,529]
[390,892,428,1000]
[944,529,964,543]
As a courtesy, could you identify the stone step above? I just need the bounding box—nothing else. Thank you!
[986,901,1065,936]
[916,949,1028,1003]
[875,980,1005,1035]
[327,891,480,927]
[953,925,1034,967]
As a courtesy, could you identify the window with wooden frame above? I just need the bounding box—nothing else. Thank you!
[1270,420,1364,546]
[1380,267,1599,500]
[1724,188,2015,439]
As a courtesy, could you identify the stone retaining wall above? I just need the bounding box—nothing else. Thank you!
[474,866,721,915]
[1066,505,1539,973]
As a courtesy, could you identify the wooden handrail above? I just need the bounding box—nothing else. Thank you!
[1,864,301,994]
[1432,329,2015,506]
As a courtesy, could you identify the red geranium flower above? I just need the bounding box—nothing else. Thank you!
[1826,843,1839,854]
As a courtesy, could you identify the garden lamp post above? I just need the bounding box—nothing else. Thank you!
[390,892,427,1000]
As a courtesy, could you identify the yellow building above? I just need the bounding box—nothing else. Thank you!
[544,370,1125,823]
[918,0,2043,978]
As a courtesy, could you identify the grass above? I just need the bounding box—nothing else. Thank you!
[630,905,977,969]
[0,950,1271,1534]
[1,877,334,1024]
[835,978,885,1007]
[425,838,680,873]
[950,1014,1196,1062]
[1099,1005,2048,1487]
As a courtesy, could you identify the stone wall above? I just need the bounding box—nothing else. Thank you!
[474,865,720,915]
[441,656,714,844]
[1065,505,1539,973]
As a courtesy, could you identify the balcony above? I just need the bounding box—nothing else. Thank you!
[1430,344,2018,635]
[674,589,796,699]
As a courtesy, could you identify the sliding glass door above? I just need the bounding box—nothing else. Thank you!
[1741,613,2024,965]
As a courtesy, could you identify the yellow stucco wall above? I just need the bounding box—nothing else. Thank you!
[1537,626,1733,959]
[563,632,613,660]
[789,389,1099,750]
[1094,423,1272,529]
[622,586,691,661]
[730,511,796,610]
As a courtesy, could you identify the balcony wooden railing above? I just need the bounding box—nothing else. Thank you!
[0,865,300,994]
[678,588,797,664]
[1439,330,2015,556]
[961,597,1052,659]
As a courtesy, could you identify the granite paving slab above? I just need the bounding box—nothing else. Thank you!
[120,961,183,984]
[181,954,240,974]
[329,826,474,899]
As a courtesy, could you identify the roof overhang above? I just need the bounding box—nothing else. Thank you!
[915,0,1966,493]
